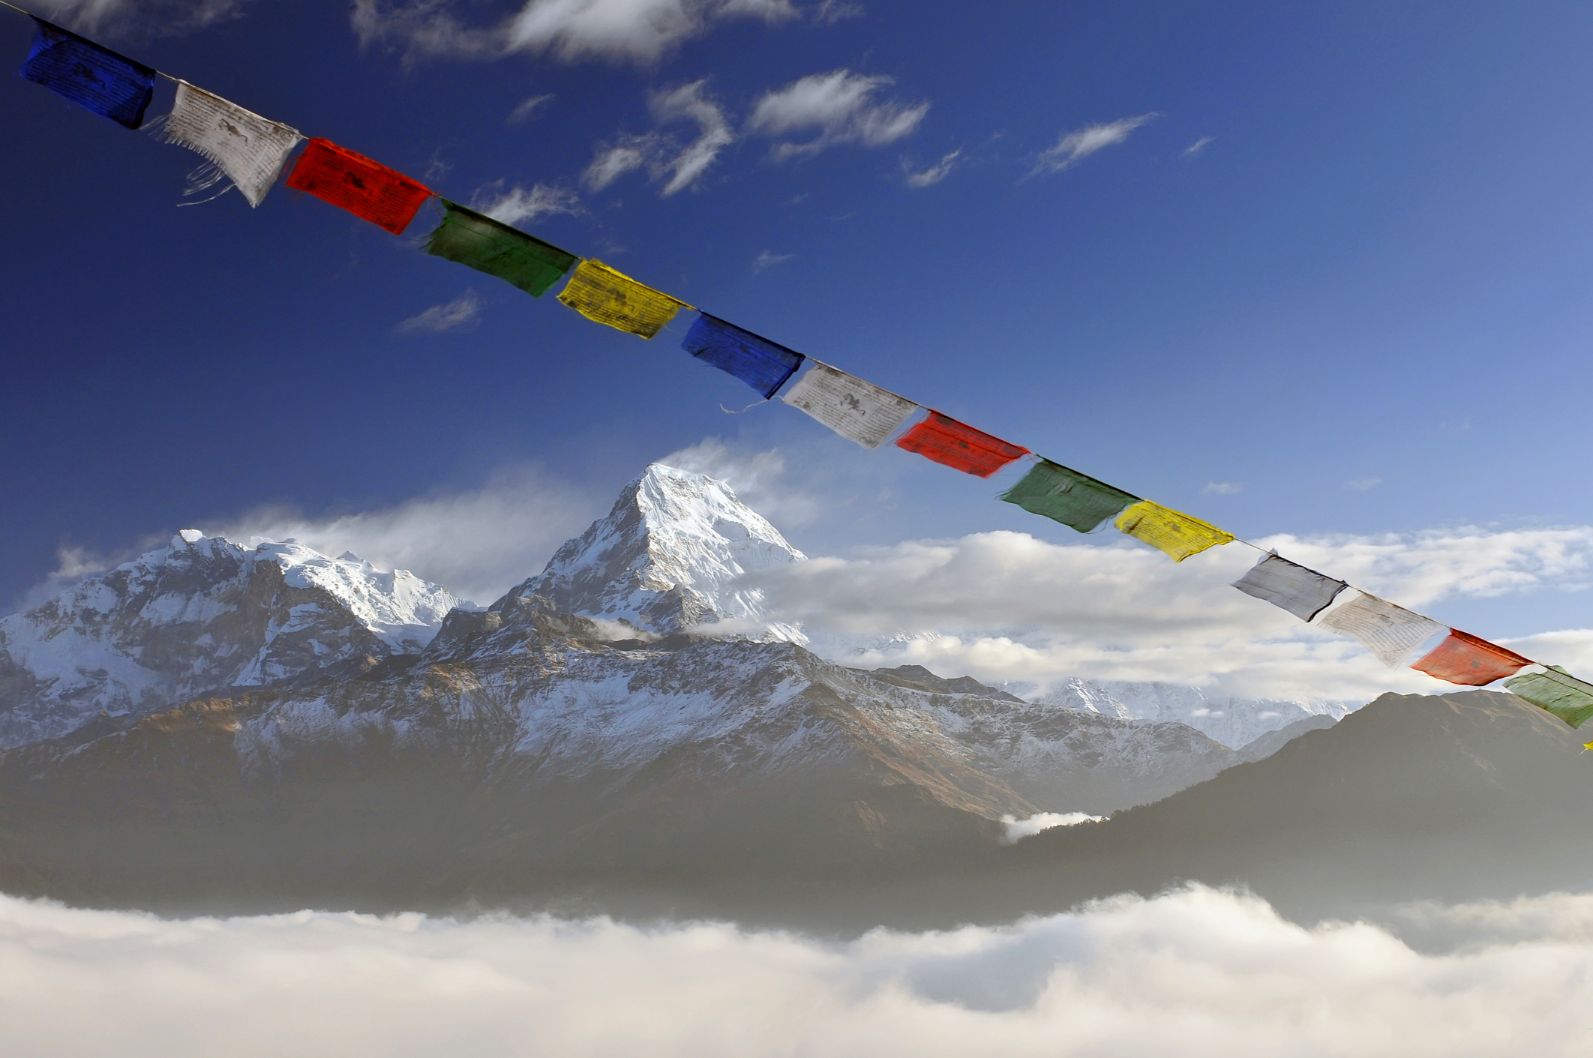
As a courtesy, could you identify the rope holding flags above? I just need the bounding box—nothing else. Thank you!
[5,1,1593,736]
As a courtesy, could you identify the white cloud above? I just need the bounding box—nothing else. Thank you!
[750,69,929,160]
[1,887,1591,1057]
[740,524,1593,700]
[660,438,826,528]
[648,79,735,194]
[902,148,961,189]
[1347,476,1384,492]
[585,80,735,196]
[508,93,554,123]
[1184,135,1215,156]
[1000,812,1103,843]
[813,0,863,22]
[583,136,658,192]
[353,0,798,65]
[751,249,794,273]
[396,290,483,335]
[32,0,247,33]
[218,466,603,605]
[1030,113,1158,177]
[1203,481,1243,495]
[470,181,582,225]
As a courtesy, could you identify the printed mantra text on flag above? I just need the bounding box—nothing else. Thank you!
[285,138,433,235]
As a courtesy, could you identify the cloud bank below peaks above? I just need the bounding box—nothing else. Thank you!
[2,887,1591,1058]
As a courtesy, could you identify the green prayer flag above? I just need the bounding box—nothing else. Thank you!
[1001,459,1139,533]
[1505,666,1593,729]
[425,201,577,297]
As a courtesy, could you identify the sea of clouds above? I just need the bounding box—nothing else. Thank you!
[2,885,1590,1057]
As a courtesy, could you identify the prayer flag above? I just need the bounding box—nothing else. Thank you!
[557,260,690,339]
[1114,501,1234,562]
[1505,667,1593,729]
[780,362,917,448]
[895,412,1029,478]
[682,314,804,399]
[425,201,576,297]
[1317,591,1446,667]
[284,138,432,235]
[1232,552,1347,622]
[1001,460,1138,534]
[1411,629,1531,687]
[20,19,155,130]
[161,81,302,207]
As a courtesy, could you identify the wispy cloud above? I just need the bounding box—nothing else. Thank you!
[508,93,554,124]
[396,290,483,335]
[1183,135,1215,156]
[902,148,961,189]
[583,80,734,196]
[752,249,794,273]
[470,181,582,225]
[1030,113,1158,177]
[1203,481,1243,496]
[353,0,799,65]
[813,0,863,22]
[1347,477,1384,492]
[750,69,929,160]
[2,887,1591,1057]
[33,0,249,35]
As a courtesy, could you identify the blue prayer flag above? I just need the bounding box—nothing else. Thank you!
[20,19,157,130]
[682,314,804,400]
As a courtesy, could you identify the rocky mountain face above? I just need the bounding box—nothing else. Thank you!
[0,531,461,748]
[1032,676,1351,749]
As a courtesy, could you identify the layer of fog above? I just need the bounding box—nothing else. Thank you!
[2,885,1589,1057]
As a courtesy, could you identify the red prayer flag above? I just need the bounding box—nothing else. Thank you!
[285,138,432,235]
[1412,629,1532,687]
[895,411,1029,478]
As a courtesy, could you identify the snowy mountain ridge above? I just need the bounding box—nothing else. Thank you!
[0,530,462,747]
[1032,676,1351,749]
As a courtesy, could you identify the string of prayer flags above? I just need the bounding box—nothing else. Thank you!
[780,362,918,448]
[1505,667,1593,729]
[1411,629,1532,687]
[1001,460,1138,534]
[896,412,1029,478]
[20,19,155,130]
[1233,552,1347,622]
[1318,591,1446,667]
[1115,501,1235,562]
[284,138,432,235]
[161,81,302,207]
[682,314,803,399]
[425,201,576,297]
[557,260,690,339]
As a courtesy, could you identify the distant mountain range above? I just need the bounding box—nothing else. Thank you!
[0,464,1577,930]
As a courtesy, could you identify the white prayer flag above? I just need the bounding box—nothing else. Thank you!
[1318,591,1446,667]
[781,362,917,448]
[162,81,303,207]
[1233,552,1347,622]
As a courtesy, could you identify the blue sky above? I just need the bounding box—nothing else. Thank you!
[3,0,1593,696]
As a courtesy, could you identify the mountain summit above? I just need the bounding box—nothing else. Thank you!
[501,463,806,641]
[0,531,462,747]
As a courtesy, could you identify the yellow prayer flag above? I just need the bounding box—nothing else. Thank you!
[1115,500,1235,562]
[1583,740,1593,753]
[556,259,691,339]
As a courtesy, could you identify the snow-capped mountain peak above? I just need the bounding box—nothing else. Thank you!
[0,530,463,747]
[501,463,806,640]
